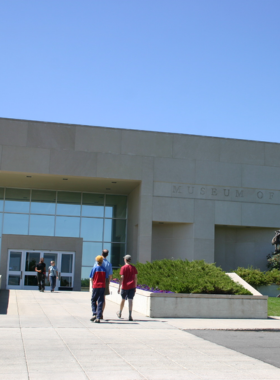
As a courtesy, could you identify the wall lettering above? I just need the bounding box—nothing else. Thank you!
[224,189,230,196]
[269,192,274,199]
[173,185,182,194]
[257,191,264,199]
[236,190,243,198]
[187,186,194,194]
[212,188,218,196]
[200,187,205,195]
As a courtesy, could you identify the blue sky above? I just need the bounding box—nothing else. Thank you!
[0,0,279,142]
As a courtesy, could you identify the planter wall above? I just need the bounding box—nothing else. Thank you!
[106,282,268,319]
[256,284,280,297]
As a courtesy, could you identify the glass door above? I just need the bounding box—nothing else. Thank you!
[23,252,41,289]
[59,253,74,289]
[7,251,23,289]
[43,252,58,290]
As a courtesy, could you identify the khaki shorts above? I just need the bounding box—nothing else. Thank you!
[105,279,110,296]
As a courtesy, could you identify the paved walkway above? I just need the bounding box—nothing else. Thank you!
[0,290,280,380]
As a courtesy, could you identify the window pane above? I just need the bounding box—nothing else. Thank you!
[8,275,20,286]
[105,195,127,218]
[55,216,80,237]
[0,213,2,237]
[82,193,104,217]
[3,214,29,235]
[31,190,56,214]
[57,192,81,216]
[60,276,72,287]
[25,252,40,271]
[24,275,38,286]
[104,219,126,242]
[82,242,102,266]
[61,254,73,273]
[5,188,30,213]
[44,253,58,270]
[29,215,55,236]
[81,266,92,279]
[81,218,103,241]
[9,252,22,271]
[0,188,4,211]
[103,243,125,267]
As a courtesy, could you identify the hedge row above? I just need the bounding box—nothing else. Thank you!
[113,259,251,295]
[233,267,280,287]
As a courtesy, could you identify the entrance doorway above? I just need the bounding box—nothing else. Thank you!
[6,250,75,290]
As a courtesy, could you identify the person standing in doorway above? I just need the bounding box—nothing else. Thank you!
[89,255,106,323]
[116,255,138,321]
[48,261,58,292]
[92,249,113,319]
[35,258,46,292]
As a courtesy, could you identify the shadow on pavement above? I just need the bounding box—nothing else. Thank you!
[0,290,10,314]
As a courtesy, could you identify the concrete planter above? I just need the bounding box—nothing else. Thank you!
[256,284,280,297]
[107,282,268,319]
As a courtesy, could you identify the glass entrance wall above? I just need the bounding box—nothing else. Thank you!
[0,188,127,287]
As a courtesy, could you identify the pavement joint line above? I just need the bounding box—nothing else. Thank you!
[31,291,91,380]
[85,319,149,379]
[119,324,204,379]
[17,291,30,380]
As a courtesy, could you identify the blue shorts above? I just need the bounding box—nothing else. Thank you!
[121,288,136,300]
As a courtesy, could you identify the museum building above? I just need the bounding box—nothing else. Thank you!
[0,117,279,291]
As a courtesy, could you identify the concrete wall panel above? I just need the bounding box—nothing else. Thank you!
[75,126,122,154]
[49,150,97,177]
[173,135,220,161]
[96,153,143,180]
[153,197,194,223]
[220,139,265,165]
[154,157,195,183]
[0,119,28,147]
[1,146,50,174]
[264,142,280,167]
[195,161,242,187]
[241,203,280,228]
[215,201,242,226]
[242,164,280,190]
[27,122,75,150]
[121,130,173,157]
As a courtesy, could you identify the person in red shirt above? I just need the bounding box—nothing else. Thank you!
[116,255,138,321]
[89,255,106,323]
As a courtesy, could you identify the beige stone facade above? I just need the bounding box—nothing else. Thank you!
[0,117,279,277]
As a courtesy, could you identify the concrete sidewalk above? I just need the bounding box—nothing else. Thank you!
[0,290,280,380]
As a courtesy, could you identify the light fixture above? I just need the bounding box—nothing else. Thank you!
[63,178,68,181]
[106,188,111,190]
[26,176,32,178]
[112,182,117,184]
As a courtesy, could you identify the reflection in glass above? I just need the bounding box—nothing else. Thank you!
[61,254,73,273]
[29,215,55,236]
[57,192,81,216]
[82,193,104,217]
[103,243,125,267]
[0,188,4,211]
[60,276,72,287]
[24,275,38,286]
[9,252,22,271]
[80,218,103,241]
[31,190,56,214]
[5,188,30,213]
[44,253,58,271]
[104,219,126,242]
[8,275,20,286]
[55,216,80,237]
[82,242,102,266]
[25,252,40,271]
[3,214,29,235]
[105,195,127,218]
[81,266,92,280]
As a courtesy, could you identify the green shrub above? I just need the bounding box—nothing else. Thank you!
[113,259,251,295]
[233,267,280,286]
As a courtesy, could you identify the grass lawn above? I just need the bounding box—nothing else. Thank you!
[268,297,280,316]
